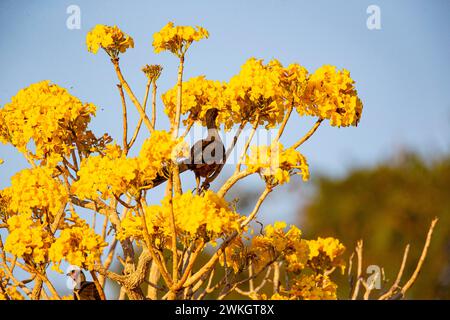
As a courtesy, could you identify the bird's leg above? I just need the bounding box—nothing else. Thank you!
[195,174,201,195]
[199,177,211,194]
[199,182,210,195]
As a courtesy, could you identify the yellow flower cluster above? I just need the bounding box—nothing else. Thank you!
[4,214,53,264]
[306,237,346,272]
[221,222,310,274]
[119,190,241,243]
[162,76,229,127]
[49,220,107,271]
[86,24,134,57]
[299,65,363,127]
[0,190,9,219]
[153,22,209,57]
[245,141,309,185]
[72,144,139,200]
[159,58,362,131]
[0,81,96,161]
[0,286,25,300]
[225,58,287,128]
[3,166,68,217]
[142,64,163,82]
[272,274,337,300]
[72,131,186,200]
[280,63,309,106]
[222,221,344,300]
[158,54,362,131]
[220,237,247,273]
[250,222,309,273]
[138,130,188,180]
[160,60,309,130]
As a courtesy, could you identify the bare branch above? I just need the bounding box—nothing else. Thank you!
[378,244,410,300]
[351,240,363,300]
[292,118,323,149]
[112,58,154,134]
[275,104,293,141]
[117,84,128,154]
[129,78,152,150]
[400,218,438,296]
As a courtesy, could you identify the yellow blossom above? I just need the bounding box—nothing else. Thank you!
[249,222,309,273]
[270,293,291,300]
[281,63,309,105]
[137,130,188,181]
[4,214,53,264]
[118,190,241,243]
[0,286,25,300]
[306,237,346,272]
[142,64,163,82]
[162,76,230,128]
[3,166,68,217]
[153,22,209,57]
[299,65,363,127]
[72,131,187,200]
[245,141,309,185]
[220,237,247,273]
[0,81,96,162]
[288,274,337,300]
[225,58,287,128]
[49,219,107,271]
[86,24,134,57]
[72,144,139,200]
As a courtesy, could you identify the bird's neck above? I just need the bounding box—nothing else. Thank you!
[206,127,220,139]
[206,112,218,130]
[206,119,219,137]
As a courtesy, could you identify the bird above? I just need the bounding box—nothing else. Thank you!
[147,108,226,193]
[185,108,226,193]
[67,267,101,300]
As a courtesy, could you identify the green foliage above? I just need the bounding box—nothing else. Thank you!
[301,152,450,299]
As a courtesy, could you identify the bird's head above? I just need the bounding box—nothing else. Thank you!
[205,108,219,129]
[66,267,86,289]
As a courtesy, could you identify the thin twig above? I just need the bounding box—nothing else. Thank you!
[351,240,363,300]
[236,118,259,171]
[275,104,293,141]
[292,118,323,149]
[217,170,253,198]
[151,80,157,129]
[378,244,410,300]
[117,84,128,154]
[400,218,438,296]
[112,58,154,134]
[129,78,152,150]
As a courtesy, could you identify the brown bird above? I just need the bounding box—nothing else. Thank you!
[186,108,225,193]
[67,268,101,300]
[148,108,225,193]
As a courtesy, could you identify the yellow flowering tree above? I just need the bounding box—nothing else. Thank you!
[0,22,436,301]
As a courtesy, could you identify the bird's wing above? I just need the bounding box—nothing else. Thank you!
[202,140,225,164]
[78,281,101,300]
[190,139,213,166]
[191,137,226,163]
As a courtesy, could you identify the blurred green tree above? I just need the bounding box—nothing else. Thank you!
[301,152,450,299]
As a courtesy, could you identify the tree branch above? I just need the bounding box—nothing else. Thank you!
[291,118,323,149]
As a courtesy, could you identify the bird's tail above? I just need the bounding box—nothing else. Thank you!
[148,159,190,188]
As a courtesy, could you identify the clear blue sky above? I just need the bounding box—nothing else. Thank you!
[0,0,449,297]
